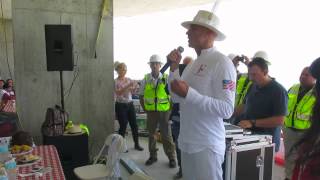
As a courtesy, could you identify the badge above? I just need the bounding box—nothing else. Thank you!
[222,80,235,91]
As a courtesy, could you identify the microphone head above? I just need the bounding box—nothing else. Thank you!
[177,46,184,53]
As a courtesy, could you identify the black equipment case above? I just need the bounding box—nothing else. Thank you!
[224,135,274,180]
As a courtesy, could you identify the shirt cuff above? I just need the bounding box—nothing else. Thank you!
[168,69,177,80]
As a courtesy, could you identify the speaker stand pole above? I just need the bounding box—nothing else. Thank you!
[59,70,65,111]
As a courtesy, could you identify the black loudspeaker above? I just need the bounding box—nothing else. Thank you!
[45,25,74,71]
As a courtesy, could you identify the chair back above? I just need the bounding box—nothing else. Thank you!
[93,134,125,164]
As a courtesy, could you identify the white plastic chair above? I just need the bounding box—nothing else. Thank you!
[74,134,126,180]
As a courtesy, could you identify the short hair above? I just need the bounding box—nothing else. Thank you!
[11,131,33,146]
[310,57,320,80]
[248,57,269,72]
[183,56,193,65]
[114,61,127,71]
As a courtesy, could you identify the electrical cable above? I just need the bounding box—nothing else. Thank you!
[64,52,80,100]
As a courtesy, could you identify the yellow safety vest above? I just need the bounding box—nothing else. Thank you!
[143,74,170,111]
[284,84,315,129]
[235,74,252,106]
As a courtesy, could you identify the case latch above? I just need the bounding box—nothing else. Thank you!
[256,155,264,167]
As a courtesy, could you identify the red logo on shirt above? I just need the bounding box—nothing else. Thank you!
[196,64,207,74]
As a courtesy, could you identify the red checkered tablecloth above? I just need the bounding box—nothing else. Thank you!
[18,145,65,180]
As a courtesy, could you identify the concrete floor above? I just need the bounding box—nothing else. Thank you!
[122,134,286,180]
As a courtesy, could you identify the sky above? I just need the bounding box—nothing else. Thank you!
[114,0,320,89]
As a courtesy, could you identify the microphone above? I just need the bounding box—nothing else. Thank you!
[160,46,184,74]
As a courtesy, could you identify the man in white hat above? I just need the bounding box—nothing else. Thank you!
[139,54,176,168]
[167,10,236,180]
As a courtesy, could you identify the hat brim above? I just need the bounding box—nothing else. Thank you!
[64,129,85,136]
[181,21,226,41]
[147,62,163,64]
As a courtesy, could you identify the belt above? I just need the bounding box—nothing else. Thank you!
[116,101,133,104]
[288,127,307,132]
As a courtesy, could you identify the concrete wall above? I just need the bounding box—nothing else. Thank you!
[0,19,14,80]
[12,0,114,156]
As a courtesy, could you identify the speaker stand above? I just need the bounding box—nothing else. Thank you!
[59,71,65,111]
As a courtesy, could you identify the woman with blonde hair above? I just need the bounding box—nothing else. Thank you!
[114,62,143,151]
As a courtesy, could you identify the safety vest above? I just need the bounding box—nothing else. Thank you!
[143,74,170,111]
[284,84,315,129]
[235,74,252,106]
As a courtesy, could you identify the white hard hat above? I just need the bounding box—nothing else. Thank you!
[148,54,162,64]
[253,51,268,61]
[227,53,237,60]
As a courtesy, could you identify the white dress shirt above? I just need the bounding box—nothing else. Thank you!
[169,47,236,155]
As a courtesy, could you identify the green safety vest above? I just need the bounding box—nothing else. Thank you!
[235,74,252,106]
[284,84,315,129]
[143,74,170,111]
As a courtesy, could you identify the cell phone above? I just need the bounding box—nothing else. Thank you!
[238,56,245,62]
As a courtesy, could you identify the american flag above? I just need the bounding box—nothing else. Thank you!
[222,80,235,91]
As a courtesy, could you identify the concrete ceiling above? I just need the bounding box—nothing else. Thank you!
[0,0,213,19]
[114,0,213,17]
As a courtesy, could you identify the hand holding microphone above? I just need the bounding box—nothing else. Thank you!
[161,46,184,74]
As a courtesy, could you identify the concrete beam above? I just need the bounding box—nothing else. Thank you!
[3,0,213,20]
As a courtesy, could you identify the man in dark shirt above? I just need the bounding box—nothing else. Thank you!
[237,58,288,152]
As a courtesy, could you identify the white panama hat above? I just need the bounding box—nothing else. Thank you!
[148,54,162,64]
[181,10,226,41]
[66,124,83,134]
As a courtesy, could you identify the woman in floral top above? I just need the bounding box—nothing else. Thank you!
[114,62,143,151]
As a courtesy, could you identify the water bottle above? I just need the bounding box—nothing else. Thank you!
[4,157,17,180]
[0,144,9,163]
[0,167,8,180]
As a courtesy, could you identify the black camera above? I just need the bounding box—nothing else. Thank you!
[237,56,245,62]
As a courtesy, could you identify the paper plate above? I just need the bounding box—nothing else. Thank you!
[17,156,41,167]
[11,147,33,157]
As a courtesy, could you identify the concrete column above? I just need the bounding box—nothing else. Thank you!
[12,0,114,156]
[0,19,14,80]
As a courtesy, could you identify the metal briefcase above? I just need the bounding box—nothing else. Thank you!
[224,135,274,180]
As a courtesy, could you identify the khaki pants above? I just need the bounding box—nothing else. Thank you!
[283,127,306,179]
[146,111,176,160]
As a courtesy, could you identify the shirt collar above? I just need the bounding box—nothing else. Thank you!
[200,47,216,56]
[150,72,163,80]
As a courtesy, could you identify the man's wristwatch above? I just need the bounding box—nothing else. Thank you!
[250,119,256,127]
